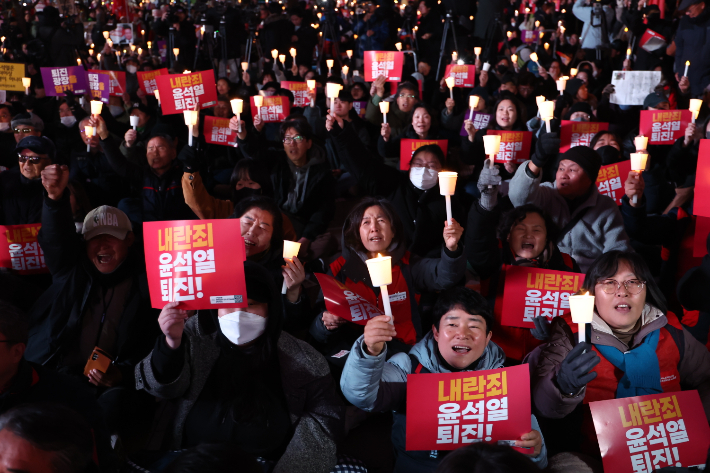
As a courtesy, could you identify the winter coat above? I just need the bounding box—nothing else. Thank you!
[572,0,615,50]
[528,307,710,457]
[237,130,336,241]
[24,192,159,386]
[0,168,44,225]
[341,332,548,472]
[353,12,389,57]
[365,97,410,139]
[69,149,129,208]
[330,121,465,258]
[674,8,710,97]
[134,313,343,473]
[304,106,372,170]
[508,161,631,272]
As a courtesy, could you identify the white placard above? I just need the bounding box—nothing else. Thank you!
[610,71,662,106]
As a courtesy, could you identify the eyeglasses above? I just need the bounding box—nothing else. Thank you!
[597,279,646,295]
[18,154,47,164]
[397,94,417,99]
[146,145,168,152]
[283,135,304,144]
[13,128,33,134]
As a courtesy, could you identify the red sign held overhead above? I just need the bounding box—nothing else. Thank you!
[155,70,218,115]
[364,51,404,82]
[0,224,48,275]
[399,139,449,171]
[639,110,692,145]
[596,160,632,206]
[693,140,710,218]
[143,220,247,310]
[203,116,237,147]
[444,64,476,88]
[486,130,532,164]
[405,364,532,452]
[281,81,309,108]
[590,391,710,473]
[137,68,168,95]
[250,96,291,123]
[559,121,609,153]
[98,70,127,97]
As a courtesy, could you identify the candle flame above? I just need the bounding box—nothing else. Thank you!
[377,253,382,258]
[686,60,690,66]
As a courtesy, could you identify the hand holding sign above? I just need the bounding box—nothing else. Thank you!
[41,164,70,201]
[363,314,396,356]
[158,301,188,349]
[322,311,348,331]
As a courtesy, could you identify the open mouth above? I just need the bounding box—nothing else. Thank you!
[369,235,383,243]
[97,254,113,264]
[452,345,471,354]
[615,303,631,313]
[521,243,534,250]
[244,239,256,247]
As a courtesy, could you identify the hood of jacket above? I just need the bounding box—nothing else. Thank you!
[408,331,505,374]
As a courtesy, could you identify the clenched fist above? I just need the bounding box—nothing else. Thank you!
[41,164,70,201]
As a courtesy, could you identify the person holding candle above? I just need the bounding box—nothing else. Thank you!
[439,87,490,137]
[378,103,446,165]
[352,0,389,58]
[365,78,420,139]
[132,262,343,473]
[508,145,631,272]
[121,103,156,158]
[572,0,615,52]
[340,287,548,471]
[528,251,710,468]
[673,0,710,97]
[309,197,465,371]
[288,8,319,63]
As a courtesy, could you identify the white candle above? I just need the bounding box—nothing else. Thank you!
[379,101,389,124]
[626,48,631,60]
[253,95,264,119]
[130,115,140,130]
[684,60,690,77]
[85,126,95,152]
[326,59,334,75]
[183,110,199,147]
[445,76,455,100]
[281,240,302,294]
[231,99,243,133]
[306,80,316,108]
[439,172,457,224]
[365,253,393,322]
[482,62,490,72]
[474,47,481,62]
[469,95,479,120]
[395,42,402,51]
[22,77,31,95]
[539,101,555,133]
[452,51,458,62]
[570,68,577,77]
[569,292,595,343]
[634,136,648,151]
[690,99,703,123]
[173,47,179,60]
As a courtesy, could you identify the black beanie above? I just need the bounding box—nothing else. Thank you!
[565,78,584,99]
[559,146,602,181]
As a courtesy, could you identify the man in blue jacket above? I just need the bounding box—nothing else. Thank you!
[340,287,548,472]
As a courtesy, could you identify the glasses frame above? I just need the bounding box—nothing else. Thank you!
[17,154,47,164]
[282,135,305,144]
[596,279,647,295]
[13,128,33,134]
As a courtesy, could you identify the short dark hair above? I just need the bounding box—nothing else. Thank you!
[279,115,313,141]
[0,302,27,345]
[433,287,494,333]
[229,159,275,202]
[343,197,404,255]
[435,442,539,473]
[0,403,94,473]
[589,130,620,149]
[492,94,527,129]
[497,204,560,246]
[230,195,284,253]
[582,251,667,313]
[410,144,446,169]
[397,81,419,98]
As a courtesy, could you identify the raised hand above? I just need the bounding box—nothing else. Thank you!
[41,164,70,201]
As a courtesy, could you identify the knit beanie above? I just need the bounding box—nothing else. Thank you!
[559,146,602,181]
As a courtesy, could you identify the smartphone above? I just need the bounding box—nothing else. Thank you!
[83,346,113,377]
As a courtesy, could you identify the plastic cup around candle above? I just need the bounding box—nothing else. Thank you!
[365,254,393,322]
[379,101,389,124]
[556,78,566,93]
[569,292,595,344]
[173,48,179,58]
[530,52,539,66]
[183,110,198,146]
[395,42,402,51]
[103,31,110,39]
[445,76,455,99]
[253,95,264,119]
[451,51,457,62]
[326,59,334,74]
[271,49,278,60]
[483,135,501,188]
[692,109,700,123]
[539,101,554,133]
[289,47,296,58]
[482,62,490,72]
[22,77,30,94]
[439,172,457,224]
[634,136,648,152]
[474,47,481,59]
[231,99,243,132]
[346,50,353,59]
[130,115,140,130]
[281,240,302,294]
[306,80,316,107]
[690,99,703,123]
[571,68,577,77]
[278,54,286,65]
[241,62,248,72]
[90,101,103,116]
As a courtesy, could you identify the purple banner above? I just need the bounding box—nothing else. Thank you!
[40,66,89,96]
[460,112,493,136]
[158,40,167,61]
[88,72,110,104]
[352,100,367,119]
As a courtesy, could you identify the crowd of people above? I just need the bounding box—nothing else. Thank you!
[2,0,710,471]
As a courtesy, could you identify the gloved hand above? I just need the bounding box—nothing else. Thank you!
[532,128,560,169]
[177,141,202,173]
[64,89,76,107]
[477,159,502,211]
[556,342,600,395]
[530,316,551,341]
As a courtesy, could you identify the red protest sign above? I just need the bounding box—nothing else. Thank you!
[364,51,404,82]
[137,68,168,95]
[281,81,309,108]
[143,220,247,310]
[203,116,236,147]
[405,364,531,452]
[98,70,126,96]
[314,273,383,325]
[399,139,449,171]
[0,224,48,275]
[693,140,710,218]
[590,391,710,473]
[486,130,532,164]
[250,96,290,123]
[559,121,609,153]
[499,266,585,329]
[640,28,667,53]
[444,64,476,88]
[155,70,218,115]
[596,160,631,206]
[639,110,692,145]
[694,217,710,258]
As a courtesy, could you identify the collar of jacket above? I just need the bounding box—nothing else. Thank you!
[408,331,506,374]
[590,304,666,351]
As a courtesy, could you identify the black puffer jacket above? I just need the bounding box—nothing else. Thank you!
[0,168,44,225]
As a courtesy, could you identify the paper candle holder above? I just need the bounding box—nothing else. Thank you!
[183,110,199,126]
[241,61,248,71]
[482,62,490,72]
[569,292,595,324]
[395,42,402,51]
[535,95,546,108]
[438,172,457,196]
[469,95,479,108]
[451,51,458,61]
[271,49,278,59]
[90,101,103,116]
[530,52,539,64]
[154,89,161,103]
[253,95,264,108]
[634,136,648,151]
[379,101,389,114]
[346,50,353,59]
[483,134,501,156]
[326,83,340,98]
[630,153,648,172]
[306,79,316,91]
[289,47,297,57]
[689,99,703,113]
[130,115,140,128]
[445,76,455,89]
[365,254,392,287]
[278,54,286,64]
[326,59,334,68]
[539,101,555,121]
[103,31,110,39]
[474,47,481,56]
[281,240,302,294]
[571,68,578,77]
[231,99,243,114]
[173,47,180,57]
[342,65,349,75]
[22,77,31,88]
[85,126,95,137]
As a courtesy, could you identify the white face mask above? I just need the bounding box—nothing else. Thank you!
[109,105,124,117]
[126,65,138,74]
[0,122,9,131]
[60,115,77,127]
[217,310,267,346]
[409,166,438,190]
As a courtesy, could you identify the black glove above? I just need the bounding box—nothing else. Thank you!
[177,141,202,173]
[532,128,560,169]
[530,316,551,341]
[555,342,600,395]
[64,89,76,107]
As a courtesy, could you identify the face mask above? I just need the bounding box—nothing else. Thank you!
[60,115,77,127]
[409,166,438,190]
[596,145,621,165]
[109,105,124,117]
[218,310,267,346]
[126,65,138,74]
[0,122,9,131]
[497,65,509,75]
